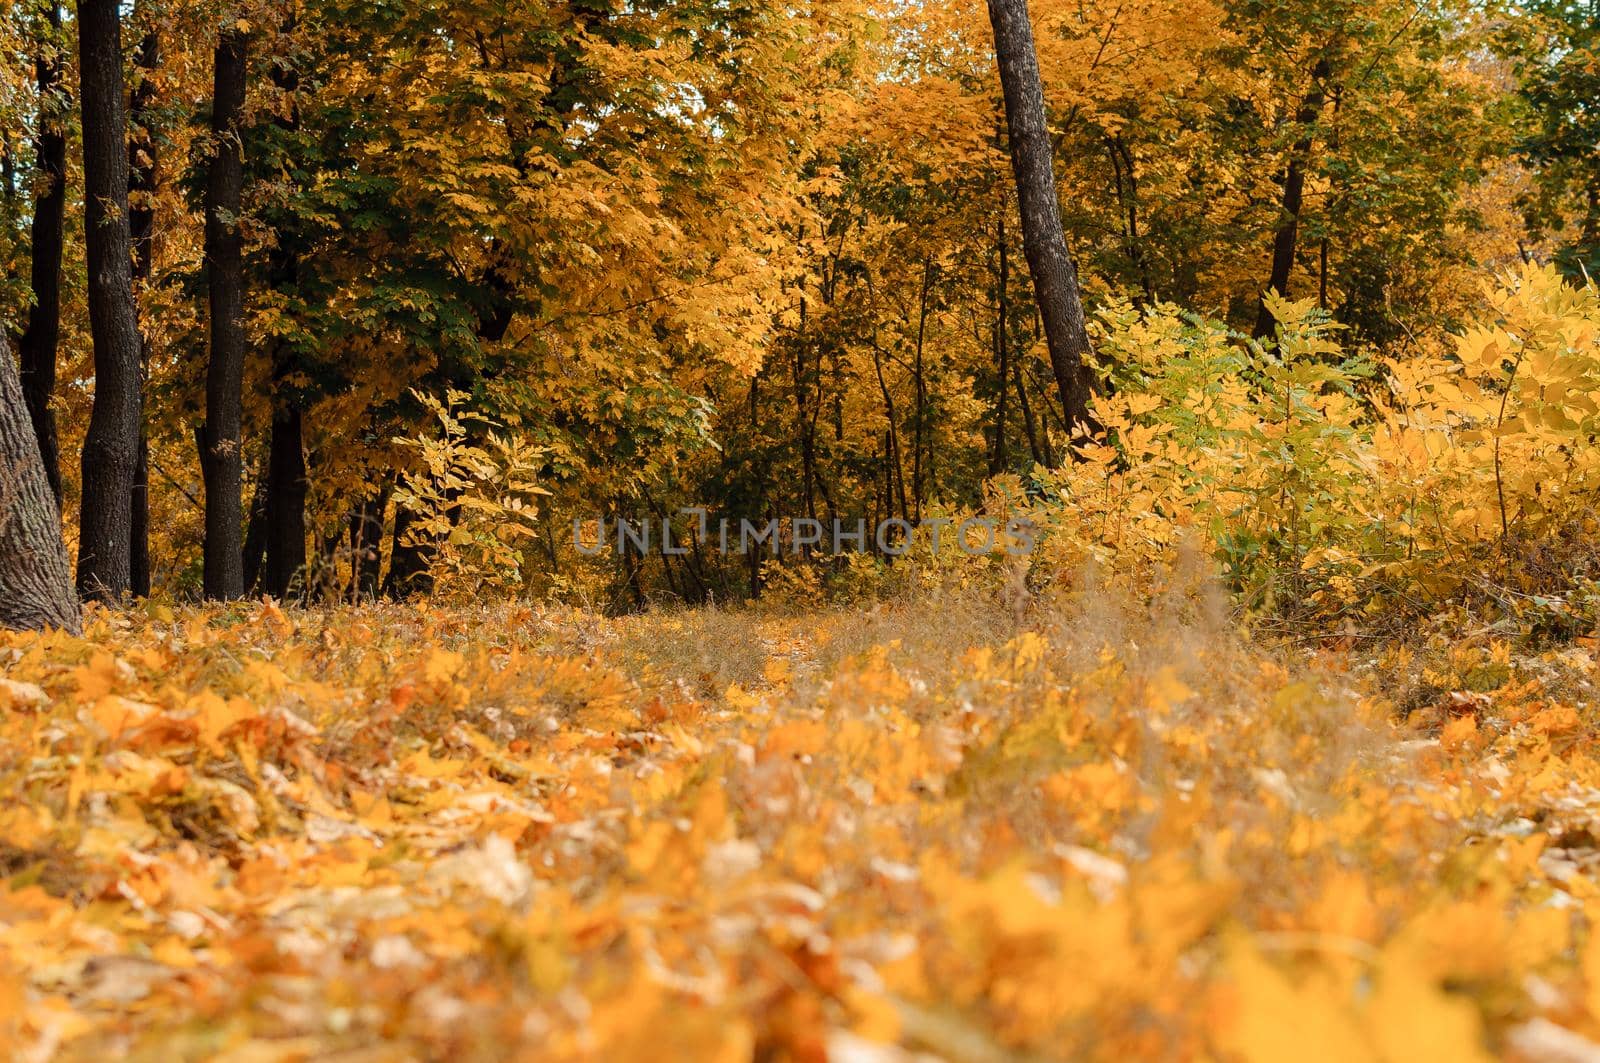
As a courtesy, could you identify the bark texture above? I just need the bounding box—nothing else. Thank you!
[201,28,249,600]
[77,0,143,601]
[1,335,81,634]
[986,0,1096,441]
[17,1,67,506]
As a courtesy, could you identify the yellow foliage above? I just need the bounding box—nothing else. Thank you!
[1,584,1596,1059]
[1005,265,1600,626]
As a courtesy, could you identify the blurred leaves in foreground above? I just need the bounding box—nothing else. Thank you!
[2,582,1600,1060]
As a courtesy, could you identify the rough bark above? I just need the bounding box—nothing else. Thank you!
[18,1,67,507]
[1252,59,1330,341]
[77,0,143,602]
[986,0,1097,441]
[1,335,80,634]
[129,28,160,597]
[200,28,249,600]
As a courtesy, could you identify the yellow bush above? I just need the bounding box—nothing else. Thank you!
[1017,266,1600,625]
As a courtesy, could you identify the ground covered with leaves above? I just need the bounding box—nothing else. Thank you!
[3,582,1600,1061]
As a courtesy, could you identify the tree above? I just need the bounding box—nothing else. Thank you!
[129,24,161,597]
[16,1,67,506]
[76,0,144,601]
[200,24,248,600]
[1510,0,1600,279]
[1252,58,1330,341]
[258,19,307,601]
[0,334,80,634]
[985,0,1096,439]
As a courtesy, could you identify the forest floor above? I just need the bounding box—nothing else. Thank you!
[3,577,1600,1061]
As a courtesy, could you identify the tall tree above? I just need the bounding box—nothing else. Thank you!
[1,334,80,634]
[200,24,249,600]
[16,1,67,506]
[129,27,160,597]
[259,24,307,600]
[985,0,1096,440]
[76,0,144,601]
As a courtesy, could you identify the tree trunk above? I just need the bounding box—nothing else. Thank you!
[985,0,1096,442]
[261,27,307,600]
[200,28,249,600]
[129,28,160,598]
[384,504,433,598]
[911,258,931,522]
[348,482,390,602]
[76,0,143,602]
[990,210,1011,474]
[18,1,67,507]
[1252,58,1329,341]
[1106,135,1155,307]
[1014,357,1044,466]
[868,333,908,522]
[241,447,270,593]
[1,335,80,634]
[261,404,308,599]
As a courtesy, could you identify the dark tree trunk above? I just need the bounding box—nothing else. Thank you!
[1584,178,1600,259]
[1,335,80,634]
[1106,135,1155,307]
[990,210,1010,475]
[241,447,269,593]
[1015,358,1044,466]
[868,333,908,522]
[261,404,307,599]
[1020,322,1056,467]
[129,28,160,598]
[130,432,151,598]
[1252,59,1330,341]
[384,504,434,598]
[348,482,390,602]
[986,0,1097,442]
[793,293,818,524]
[261,29,307,600]
[77,0,143,602]
[911,258,932,522]
[200,28,249,600]
[18,1,67,507]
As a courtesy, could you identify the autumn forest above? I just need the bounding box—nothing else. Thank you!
[5,0,1600,1058]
